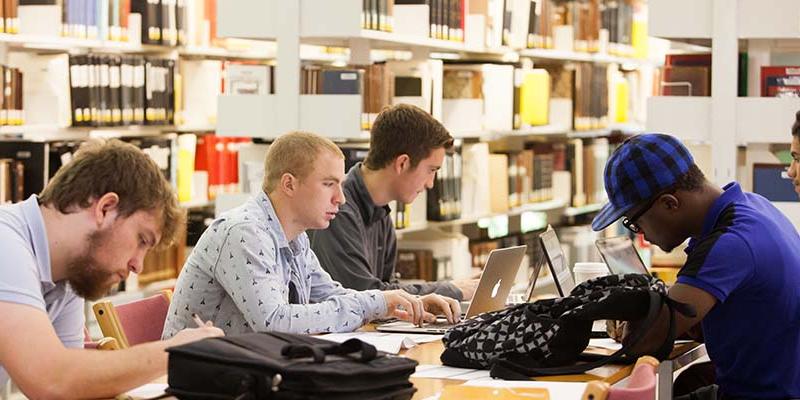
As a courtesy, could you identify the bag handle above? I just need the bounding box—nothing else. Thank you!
[281,338,378,363]
[491,290,691,379]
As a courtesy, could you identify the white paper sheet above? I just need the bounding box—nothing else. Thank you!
[318,332,443,354]
[123,383,168,399]
[411,364,491,380]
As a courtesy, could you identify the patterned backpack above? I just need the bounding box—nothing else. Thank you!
[440,274,695,380]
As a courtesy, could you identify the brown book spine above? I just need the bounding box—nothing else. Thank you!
[12,160,22,203]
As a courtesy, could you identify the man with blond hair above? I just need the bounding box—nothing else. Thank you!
[0,140,223,399]
[163,131,460,337]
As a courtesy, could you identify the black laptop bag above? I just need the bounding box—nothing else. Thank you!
[440,273,695,379]
[166,332,418,399]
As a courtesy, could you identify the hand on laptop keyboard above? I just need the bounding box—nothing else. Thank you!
[419,293,462,325]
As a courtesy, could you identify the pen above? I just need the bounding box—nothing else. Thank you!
[191,313,207,328]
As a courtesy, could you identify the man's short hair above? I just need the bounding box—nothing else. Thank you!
[38,139,183,248]
[672,164,707,192]
[364,104,454,170]
[262,131,345,193]
[793,110,800,137]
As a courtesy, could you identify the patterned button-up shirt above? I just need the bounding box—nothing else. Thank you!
[162,191,387,338]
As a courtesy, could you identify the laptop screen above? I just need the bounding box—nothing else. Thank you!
[595,236,648,275]
[539,229,575,297]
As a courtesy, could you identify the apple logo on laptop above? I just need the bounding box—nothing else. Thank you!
[491,280,502,298]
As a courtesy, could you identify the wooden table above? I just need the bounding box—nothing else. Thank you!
[124,339,703,400]
[402,339,703,399]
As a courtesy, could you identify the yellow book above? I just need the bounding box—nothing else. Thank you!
[614,79,629,123]
[632,19,648,60]
[519,69,550,126]
[176,134,197,203]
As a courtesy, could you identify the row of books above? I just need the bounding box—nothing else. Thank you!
[61,0,133,41]
[384,136,616,230]
[396,0,464,41]
[0,65,23,126]
[68,54,175,127]
[395,249,437,281]
[300,64,394,130]
[494,0,639,53]
[362,0,394,32]
[134,0,217,46]
[658,53,711,97]
[427,148,462,221]
[0,136,174,202]
[0,0,18,34]
[54,0,216,47]
[0,132,256,208]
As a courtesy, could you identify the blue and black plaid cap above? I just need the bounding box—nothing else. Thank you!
[591,133,695,231]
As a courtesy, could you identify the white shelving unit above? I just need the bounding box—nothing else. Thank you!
[648,0,800,224]
[646,97,712,143]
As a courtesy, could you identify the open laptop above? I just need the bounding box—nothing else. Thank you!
[595,236,649,275]
[376,245,527,334]
[540,228,609,338]
[539,228,576,297]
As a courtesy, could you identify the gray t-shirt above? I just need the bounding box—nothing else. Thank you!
[0,195,84,388]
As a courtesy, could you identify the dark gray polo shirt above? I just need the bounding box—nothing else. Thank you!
[310,163,462,300]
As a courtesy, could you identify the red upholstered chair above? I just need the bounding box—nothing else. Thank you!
[92,290,172,349]
[582,356,659,400]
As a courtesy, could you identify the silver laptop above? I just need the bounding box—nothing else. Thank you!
[595,236,649,275]
[540,228,610,337]
[540,228,576,297]
[376,245,527,334]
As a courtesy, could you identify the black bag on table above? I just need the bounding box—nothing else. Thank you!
[440,273,695,380]
[166,331,418,400]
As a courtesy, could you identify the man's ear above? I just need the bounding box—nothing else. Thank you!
[660,194,680,211]
[393,154,411,174]
[94,192,120,228]
[279,172,297,197]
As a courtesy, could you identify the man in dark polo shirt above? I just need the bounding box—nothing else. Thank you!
[311,104,477,301]
[593,133,800,399]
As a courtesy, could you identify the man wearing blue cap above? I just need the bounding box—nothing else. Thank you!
[594,133,800,399]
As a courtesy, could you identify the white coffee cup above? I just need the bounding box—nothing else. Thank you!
[573,262,609,284]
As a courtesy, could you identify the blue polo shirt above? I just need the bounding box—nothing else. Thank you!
[677,182,800,398]
[0,195,85,389]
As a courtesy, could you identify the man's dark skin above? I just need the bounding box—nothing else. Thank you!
[617,180,723,354]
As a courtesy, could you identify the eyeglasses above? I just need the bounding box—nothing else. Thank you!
[621,195,662,234]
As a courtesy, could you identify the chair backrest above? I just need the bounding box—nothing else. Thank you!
[582,356,659,400]
[93,290,172,348]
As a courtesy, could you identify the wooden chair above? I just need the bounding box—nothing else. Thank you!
[92,289,172,349]
[82,326,121,350]
[582,356,660,400]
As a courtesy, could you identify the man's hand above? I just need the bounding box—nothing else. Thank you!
[606,320,626,342]
[452,278,479,301]
[383,290,430,326]
[167,324,224,347]
[419,294,461,324]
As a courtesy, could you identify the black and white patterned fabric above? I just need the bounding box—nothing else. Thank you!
[441,274,668,372]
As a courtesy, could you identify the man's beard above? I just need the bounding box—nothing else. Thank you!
[66,229,117,301]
